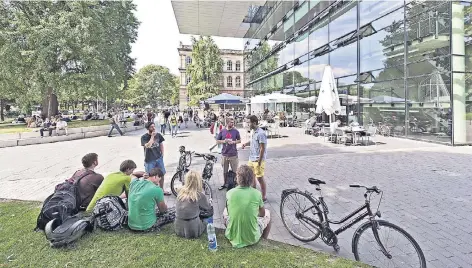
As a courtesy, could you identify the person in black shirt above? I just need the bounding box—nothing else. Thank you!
[164,110,171,133]
[141,122,170,195]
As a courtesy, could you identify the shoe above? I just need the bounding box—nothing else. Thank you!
[218,185,227,190]
[108,136,112,137]
[263,198,268,203]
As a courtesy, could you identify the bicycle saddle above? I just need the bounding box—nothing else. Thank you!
[308,178,326,185]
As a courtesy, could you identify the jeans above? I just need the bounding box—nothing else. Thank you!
[144,157,166,175]
[160,124,166,134]
[171,125,178,136]
[40,128,53,137]
[108,123,123,136]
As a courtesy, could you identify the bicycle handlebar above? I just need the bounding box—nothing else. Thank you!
[349,184,381,194]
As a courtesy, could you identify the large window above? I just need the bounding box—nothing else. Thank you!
[227,60,233,71]
[227,76,233,87]
[185,56,192,66]
[236,76,241,87]
[236,61,241,71]
[186,75,191,85]
[329,2,357,42]
[330,42,357,78]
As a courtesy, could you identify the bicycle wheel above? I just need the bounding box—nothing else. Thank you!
[202,180,212,200]
[170,171,184,197]
[352,220,426,268]
[280,191,323,242]
[185,152,192,168]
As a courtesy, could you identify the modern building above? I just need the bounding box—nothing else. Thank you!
[177,43,246,109]
[172,0,472,145]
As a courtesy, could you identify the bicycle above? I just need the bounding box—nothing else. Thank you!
[170,151,216,200]
[280,178,426,268]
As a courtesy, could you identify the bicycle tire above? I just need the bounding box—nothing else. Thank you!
[280,191,323,242]
[185,152,192,168]
[202,180,212,200]
[352,220,426,268]
[170,171,184,197]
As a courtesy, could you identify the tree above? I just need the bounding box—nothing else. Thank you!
[0,1,138,117]
[186,36,223,105]
[126,65,179,107]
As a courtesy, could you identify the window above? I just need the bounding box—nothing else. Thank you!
[236,61,241,71]
[227,76,233,87]
[186,75,191,85]
[227,60,233,71]
[236,76,241,87]
[185,56,192,66]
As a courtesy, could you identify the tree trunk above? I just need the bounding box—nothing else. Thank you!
[81,101,85,111]
[0,99,4,122]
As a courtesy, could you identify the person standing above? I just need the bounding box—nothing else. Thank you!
[169,113,178,137]
[141,122,171,195]
[164,109,171,131]
[209,115,225,153]
[183,111,189,128]
[108,112,124,137]
[216,117,241,190]
[242,115,267,202]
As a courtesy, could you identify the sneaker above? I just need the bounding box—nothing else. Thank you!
[263,198,268,203]
[218,185,227,190]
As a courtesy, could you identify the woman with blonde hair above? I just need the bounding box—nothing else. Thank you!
[175,171,212,238]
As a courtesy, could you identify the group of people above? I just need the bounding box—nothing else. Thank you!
[39,115,69,138]
[65,112,270,248]
[143,109,197,138]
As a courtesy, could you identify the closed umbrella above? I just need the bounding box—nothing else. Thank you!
[315,65,341,116]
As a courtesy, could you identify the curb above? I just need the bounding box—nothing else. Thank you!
[0,125,145,149]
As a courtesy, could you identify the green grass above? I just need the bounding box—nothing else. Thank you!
[0,120,112,135]
[0,200,368,268]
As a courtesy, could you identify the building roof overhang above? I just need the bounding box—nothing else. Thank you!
[171,0,265,38]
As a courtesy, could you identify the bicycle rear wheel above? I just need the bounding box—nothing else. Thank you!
[170,171,184,197]
[352,220,426,268]
[202,180,212,200]
[280,191,323,242]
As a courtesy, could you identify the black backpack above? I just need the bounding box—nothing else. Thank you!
[226,170,237,191]
[44,214,94,248]
[35,170,93,231]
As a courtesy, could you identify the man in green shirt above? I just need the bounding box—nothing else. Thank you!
[224,165,271,248]
[128,167,175,231]
[86,160,137,213]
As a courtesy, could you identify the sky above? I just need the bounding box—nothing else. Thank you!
[130,0,244,76]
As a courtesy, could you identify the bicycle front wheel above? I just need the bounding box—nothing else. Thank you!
[352,220,426,268]
[202,180,212,200]
[170,171,184,197]
[280,191,323,242]
[185,152,192,168]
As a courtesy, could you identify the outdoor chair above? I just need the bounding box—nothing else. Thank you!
[364,126,377,145]
[335,128,349,145]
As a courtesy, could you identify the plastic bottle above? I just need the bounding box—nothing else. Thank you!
[206,217,217,252]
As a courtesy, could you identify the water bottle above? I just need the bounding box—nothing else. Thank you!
[207,217,217,252]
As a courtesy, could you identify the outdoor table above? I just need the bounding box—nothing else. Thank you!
[343,126,367,145]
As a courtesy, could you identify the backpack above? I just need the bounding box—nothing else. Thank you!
[93,196,127,231]
[226,170,237,191]
[44,214,94,248]
[35,170,93,231]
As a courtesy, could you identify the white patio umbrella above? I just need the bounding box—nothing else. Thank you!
[304,95,317,103]
[315,65,341,116]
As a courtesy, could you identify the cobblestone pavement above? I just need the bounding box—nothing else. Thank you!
[1,124,472,267]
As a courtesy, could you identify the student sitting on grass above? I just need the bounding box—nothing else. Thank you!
[128,168,175,231]
[223,165,271,248]
[174,171,212,239]
[86,160,141,212]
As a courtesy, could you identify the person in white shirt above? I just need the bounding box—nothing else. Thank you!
[56,118,68,136]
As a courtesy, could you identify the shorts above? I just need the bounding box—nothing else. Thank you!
[223,208,270,236]
[247,161,265,178]
[144,157,166,175]
[221,156,239,174]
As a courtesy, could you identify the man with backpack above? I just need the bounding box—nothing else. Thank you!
[74,153,104,210]
[128,168,175,231]
[86,160,138,212]
[216,117,240,190]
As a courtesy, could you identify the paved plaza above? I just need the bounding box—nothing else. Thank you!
[1,124,472,267]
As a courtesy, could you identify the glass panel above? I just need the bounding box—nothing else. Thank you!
[309,53,328,82]
[309,23,329,52]
[360,0,404,28]
[360,29,391,72]
[294,31,309,60]
[330,42,357,78]
[329,2,357,42]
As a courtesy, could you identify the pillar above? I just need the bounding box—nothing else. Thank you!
[452,3,466,144]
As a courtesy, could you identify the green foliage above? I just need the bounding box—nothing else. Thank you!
[126,65,179,107]
[0,1,139,115]
[186,36,223,105]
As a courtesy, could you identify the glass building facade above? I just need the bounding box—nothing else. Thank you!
[243,0,472,145]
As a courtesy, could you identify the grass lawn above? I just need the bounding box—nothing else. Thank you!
[0,120,113,135]
[0,200,369,268]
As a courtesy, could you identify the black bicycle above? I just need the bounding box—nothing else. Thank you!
[280,178,426,268]
[170,151,216,199]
